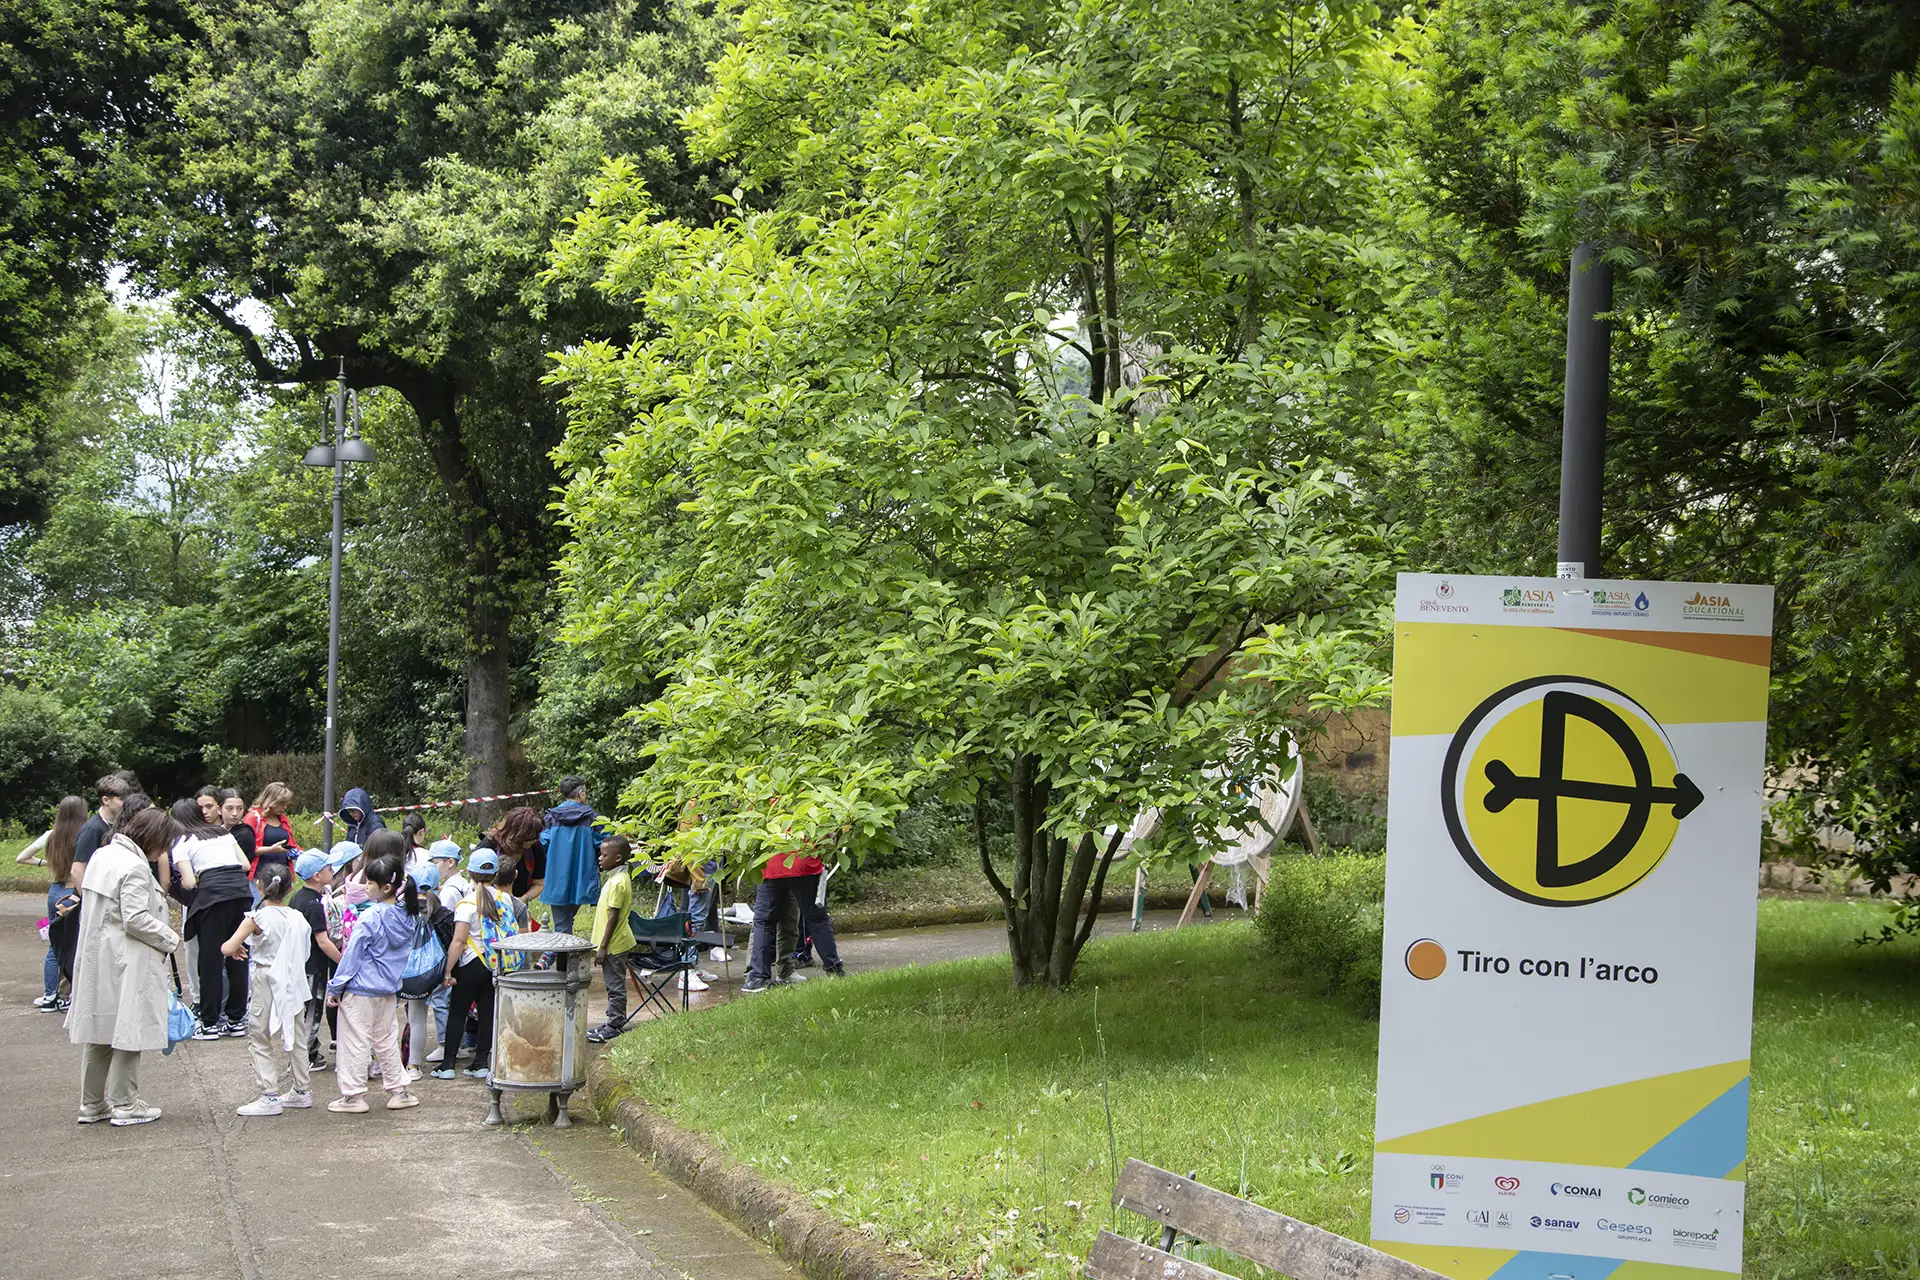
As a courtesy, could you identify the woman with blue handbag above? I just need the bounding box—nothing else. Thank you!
[67,807,181,1127]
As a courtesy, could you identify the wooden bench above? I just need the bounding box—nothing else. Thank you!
[1085,1159,1447,1280]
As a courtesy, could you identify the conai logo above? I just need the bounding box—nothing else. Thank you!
[1550,1182,1603,1199]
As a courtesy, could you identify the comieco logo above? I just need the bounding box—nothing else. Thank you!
[1550,1182,1603,1199]
[1628,1187,1691,1209]
[1441,677,1701,907]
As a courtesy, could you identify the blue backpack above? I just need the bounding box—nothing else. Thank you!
[399,913,447,998]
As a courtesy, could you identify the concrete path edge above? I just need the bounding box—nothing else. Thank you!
[587,1062,943,1280]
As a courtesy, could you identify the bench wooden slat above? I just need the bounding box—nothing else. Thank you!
[1085,1230,1235,1280]
[1110,1159,1446,1280]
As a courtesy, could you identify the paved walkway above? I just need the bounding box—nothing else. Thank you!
[0,889,1213,1278]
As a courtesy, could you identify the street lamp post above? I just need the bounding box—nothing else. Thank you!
[302,359,377,851]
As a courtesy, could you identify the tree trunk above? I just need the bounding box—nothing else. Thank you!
[976,763,1129,989]
[400,374,515,816]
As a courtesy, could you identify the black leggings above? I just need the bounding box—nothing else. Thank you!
[194,897,250,1028]
[444,961,494,1069]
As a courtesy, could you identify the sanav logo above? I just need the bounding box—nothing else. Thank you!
[1530,1216,1579,1232]
[1550,1182,1603,1199]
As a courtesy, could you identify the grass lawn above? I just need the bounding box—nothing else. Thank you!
[600,898,1920,1280]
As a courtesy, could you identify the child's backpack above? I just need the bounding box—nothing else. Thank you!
[465,890,528,976]
[322,889,355,948]
[399,912,447,998]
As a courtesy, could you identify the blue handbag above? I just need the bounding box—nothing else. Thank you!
[164,955,194,1055]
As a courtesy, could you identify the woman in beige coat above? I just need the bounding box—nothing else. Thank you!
[68,807,181,1126]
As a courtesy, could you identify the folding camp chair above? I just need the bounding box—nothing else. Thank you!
[624,909,697,1020]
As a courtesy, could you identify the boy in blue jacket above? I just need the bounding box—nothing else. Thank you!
[539,776,604,934]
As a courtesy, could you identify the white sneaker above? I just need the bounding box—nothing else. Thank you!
[111,1101,162,1126]
[282,1091,313,1109]
[694,969,720,982]
[406,1066,424,1083]
[678,973,710,991]
[708,947,731,963]
[236,1095,283,1117]
[425,1047,444,1064]
[369,1062,382,1078]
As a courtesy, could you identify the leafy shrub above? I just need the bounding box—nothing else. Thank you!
[0,686,101,826]
[1299,773,1386,852]
[1257,852,1386,1015]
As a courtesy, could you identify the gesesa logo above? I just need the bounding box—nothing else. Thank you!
[1598,1218,1653,1240]
[1550,1182,1603,1199]
[1530,1216,1579,1231]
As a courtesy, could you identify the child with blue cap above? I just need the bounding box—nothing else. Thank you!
[289,848,345,1072]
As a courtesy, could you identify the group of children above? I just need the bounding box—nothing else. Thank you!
[218,830,534,1115]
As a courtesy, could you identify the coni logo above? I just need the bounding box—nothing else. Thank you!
[1441,677,1702,907]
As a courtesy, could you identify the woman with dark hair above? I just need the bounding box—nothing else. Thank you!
[27,796,89,1010]
[480,806,546,903]
[194,786,222,826]
[68,805,179,1126]
[169,799,253,1038]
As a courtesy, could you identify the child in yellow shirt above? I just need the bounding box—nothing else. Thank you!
[586,835,638,1042]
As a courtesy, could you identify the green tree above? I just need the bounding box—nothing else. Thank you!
[117,0,732,799]
[548,0,1405,986]
[1394,1,1920,910]
[0,0,189,524]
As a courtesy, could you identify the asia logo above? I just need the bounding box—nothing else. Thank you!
[1441,677,1703,906]
[1493,1176,1521,1195]
[1682,591,1746,622]
[1590,588,1651,618]
[1550,1182,1603,1199]
[1501,585,1556,613]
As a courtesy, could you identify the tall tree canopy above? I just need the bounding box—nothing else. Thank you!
[114,0,732,799]
[549,0,1408,985]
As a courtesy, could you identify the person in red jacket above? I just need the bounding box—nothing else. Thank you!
[742,840,845,993]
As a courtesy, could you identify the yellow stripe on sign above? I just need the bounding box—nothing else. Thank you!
[1392,624,1771,738]
[1375,1061,1750,1165]
[1373,1240,1518,1279]
[1611,1263,1738,1279]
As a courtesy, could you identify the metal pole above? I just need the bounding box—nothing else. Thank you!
[321,361,346,852]
[1557,241,1612,578]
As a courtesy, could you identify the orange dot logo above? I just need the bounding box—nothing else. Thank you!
[1405,938,1447,981]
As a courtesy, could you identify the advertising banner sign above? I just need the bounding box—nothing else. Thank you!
[1370,574,1774,1279]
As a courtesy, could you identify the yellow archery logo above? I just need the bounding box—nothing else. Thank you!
[1440,677,1702,906]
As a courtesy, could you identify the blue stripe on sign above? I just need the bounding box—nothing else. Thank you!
[1629,1078,1750,1178]
[1488,1253,1623,1280]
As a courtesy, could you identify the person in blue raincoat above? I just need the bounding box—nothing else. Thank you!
[539,776,604,935]
[339,788,386,848]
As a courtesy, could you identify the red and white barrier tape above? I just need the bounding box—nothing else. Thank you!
[321,789,552,820]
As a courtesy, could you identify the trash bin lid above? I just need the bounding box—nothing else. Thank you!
[496,929,595,953]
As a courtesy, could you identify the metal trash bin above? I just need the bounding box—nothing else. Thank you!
[483,929,594,1128]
